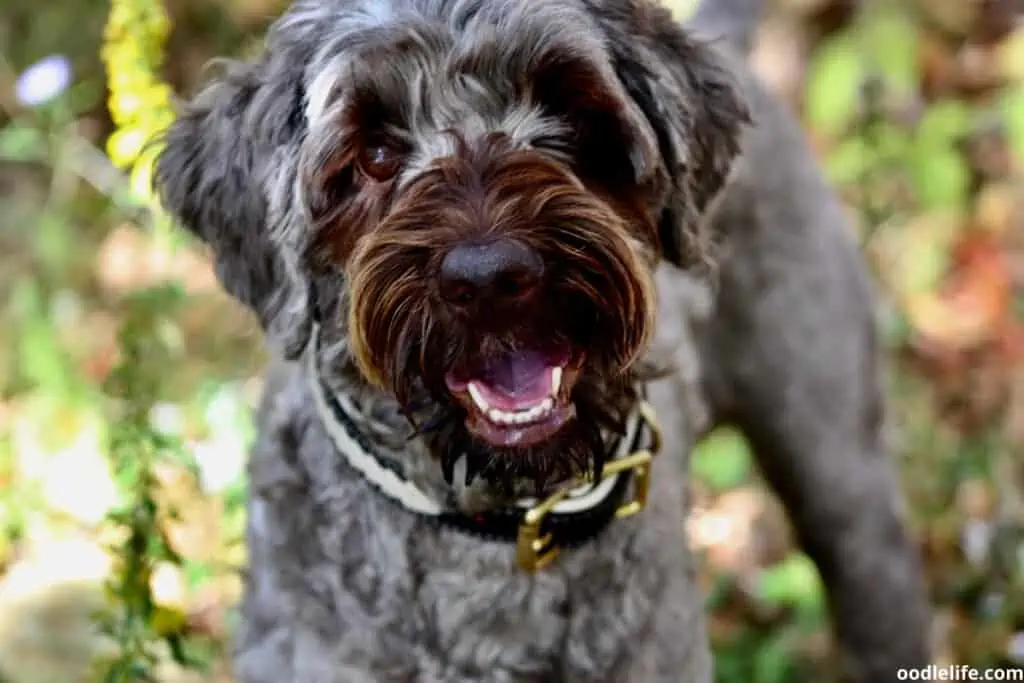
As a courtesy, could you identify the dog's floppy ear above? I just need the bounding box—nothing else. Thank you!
[155,56,312,358]
[609,13,751,266]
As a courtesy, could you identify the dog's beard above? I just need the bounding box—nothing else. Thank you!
[335,147,658,497]
[408,372,640,496]
[346,260,653,496]
[344,279,648,495]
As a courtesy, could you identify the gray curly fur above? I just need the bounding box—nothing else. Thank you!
[156,1,931,681]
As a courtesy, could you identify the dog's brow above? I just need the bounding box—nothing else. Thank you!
[398,104,567,185]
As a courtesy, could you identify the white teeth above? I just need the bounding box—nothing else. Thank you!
[468,374,563,427]
[485,397,555,426]
[550,366,563,396]
[467,382,490,412]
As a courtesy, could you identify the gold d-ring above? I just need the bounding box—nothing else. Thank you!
[515,400,662,571]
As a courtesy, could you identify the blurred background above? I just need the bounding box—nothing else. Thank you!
[0,0,1022,681]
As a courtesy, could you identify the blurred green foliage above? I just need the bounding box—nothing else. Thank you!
[0,0,1022,681]
[93,286,211,682]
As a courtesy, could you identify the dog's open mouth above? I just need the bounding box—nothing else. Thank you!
[445,349,582,447]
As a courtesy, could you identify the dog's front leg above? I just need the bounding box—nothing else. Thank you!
[696,110,931,681]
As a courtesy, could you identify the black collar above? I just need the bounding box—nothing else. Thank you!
[307,324,661,570]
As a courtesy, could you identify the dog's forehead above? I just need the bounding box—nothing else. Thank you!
[299,0,614,170]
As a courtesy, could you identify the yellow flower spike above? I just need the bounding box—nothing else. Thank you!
[130,150,159,202]
[107,128,148,167]
[102,0,174,206]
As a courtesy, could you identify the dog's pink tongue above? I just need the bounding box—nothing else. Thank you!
[475,351,554,411]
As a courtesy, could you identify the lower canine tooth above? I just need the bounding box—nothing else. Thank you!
[551,367,563,395]
[468,382,490,412]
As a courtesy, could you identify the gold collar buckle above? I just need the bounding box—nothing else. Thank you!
[515,400,662,572]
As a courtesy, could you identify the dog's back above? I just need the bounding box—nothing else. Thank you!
[687,0,764,53]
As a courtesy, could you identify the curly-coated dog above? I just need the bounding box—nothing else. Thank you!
[156,0,931,680]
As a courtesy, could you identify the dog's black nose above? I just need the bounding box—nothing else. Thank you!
[438,239,544,307]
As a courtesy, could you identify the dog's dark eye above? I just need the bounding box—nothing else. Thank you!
[358,142,403,182]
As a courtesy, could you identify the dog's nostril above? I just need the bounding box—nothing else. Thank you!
[444,279,477,305]
[439,239,544,306]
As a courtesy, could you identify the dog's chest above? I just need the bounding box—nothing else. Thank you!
[241,430,707,683]
[311,519,695,681]
[236,272,714,682]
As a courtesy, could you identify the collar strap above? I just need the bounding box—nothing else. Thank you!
[307,324,662,571]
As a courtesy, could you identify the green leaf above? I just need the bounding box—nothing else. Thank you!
[753,633,798,683]
[824,136,873,185]
[0,124,48,161]
[692,427,753,491]
[917,100,971,148]
[909,145,970,211]
[861,6,919,96]
[1001,85,1024,163]
[758,553,826,619]
[806,32,866,139]
[35,210,75,272]
[11,281,80,398]
[904,100,971,211]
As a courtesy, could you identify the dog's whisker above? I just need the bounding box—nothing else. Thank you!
[440,448,458,485]
[462,454,481,487]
